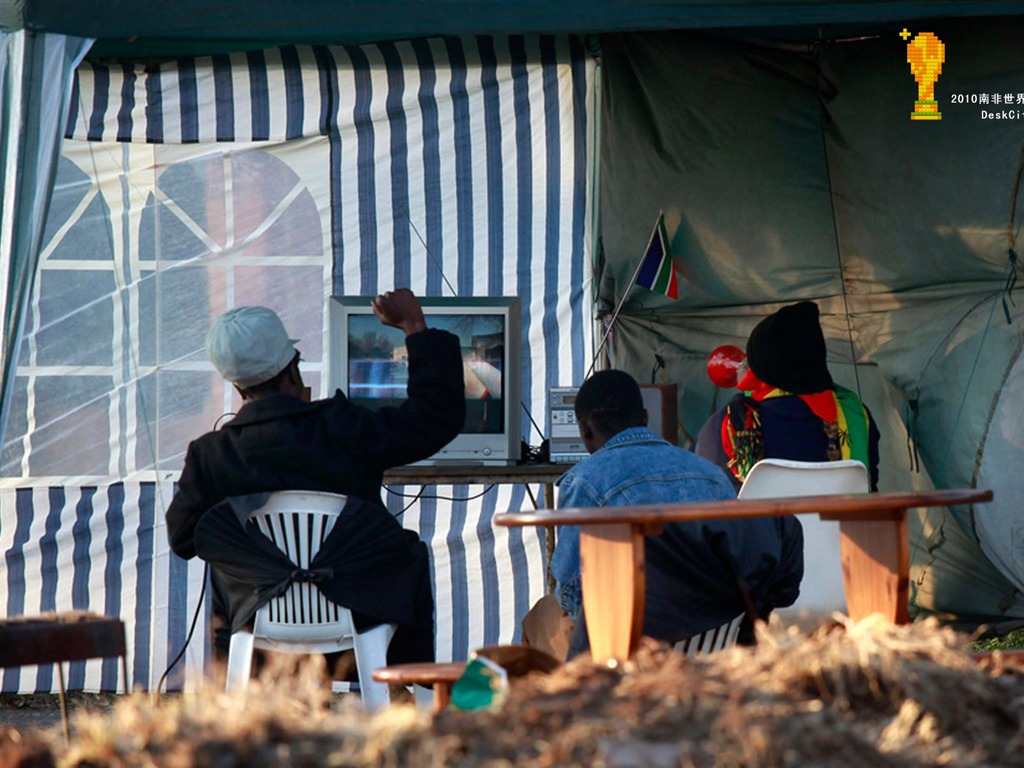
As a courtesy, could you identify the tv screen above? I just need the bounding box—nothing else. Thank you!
[346,313,506,434]
[329,296,521,464]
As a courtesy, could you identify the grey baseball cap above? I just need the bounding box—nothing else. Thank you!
[205,306,298,388]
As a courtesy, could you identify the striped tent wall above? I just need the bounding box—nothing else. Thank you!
[2,38,594,692]
[0,483,204,693]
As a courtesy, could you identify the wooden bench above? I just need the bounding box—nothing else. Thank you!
[372,645,560,714]
[495,488,994,664]
[371,661,466,713]
[0,612,128,740]
[971,649,1024,672]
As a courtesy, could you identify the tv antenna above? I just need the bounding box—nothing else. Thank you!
[397,201,459,298]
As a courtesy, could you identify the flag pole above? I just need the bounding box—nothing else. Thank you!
[586,211,663,377]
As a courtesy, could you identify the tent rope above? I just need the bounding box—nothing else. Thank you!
[1002,143,1024,323]
[812,40,862,402]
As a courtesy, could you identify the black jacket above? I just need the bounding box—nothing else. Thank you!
[164,327,465,663]
[166,327,466,559]
[193,492,432,634]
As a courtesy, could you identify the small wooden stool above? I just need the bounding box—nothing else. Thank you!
[971,649,1024,672]
[372,662,466,713]
[0,612,128,740]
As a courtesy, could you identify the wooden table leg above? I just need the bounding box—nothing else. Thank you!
[433,681,453,714]
[579,523,645,664]
[544,482,557,593]
[545,526,557,594]
[835,511,909,624]
[57,661,70,743]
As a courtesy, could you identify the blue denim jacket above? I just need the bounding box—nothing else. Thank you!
[550,427,737,620]
[550,426,803,648]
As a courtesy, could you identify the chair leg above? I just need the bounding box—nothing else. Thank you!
[226,630,255,693]
[413,684,434,711]
[352,623,396,712]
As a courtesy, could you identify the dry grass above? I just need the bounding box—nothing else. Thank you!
[3,616,1023,768]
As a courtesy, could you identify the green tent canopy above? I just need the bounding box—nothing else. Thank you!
[1,1,1022,681]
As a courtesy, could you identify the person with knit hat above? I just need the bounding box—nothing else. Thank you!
[694,301,880,490]
[165,289,466,675]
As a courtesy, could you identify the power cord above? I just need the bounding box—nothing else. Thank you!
[520,400,545,443]
[213,412,236,430]
[155,562,208,699]
[384,483,497,511]
[384,485,424,518]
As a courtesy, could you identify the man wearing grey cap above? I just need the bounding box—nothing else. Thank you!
[165,289,466,669]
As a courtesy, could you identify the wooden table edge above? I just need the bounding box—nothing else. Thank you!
[493,488,993,527]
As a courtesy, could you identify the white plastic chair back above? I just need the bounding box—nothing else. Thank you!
[737,458,869,500]
[225,491,396,711]
[738,458,869,619]
[674,613,744,658]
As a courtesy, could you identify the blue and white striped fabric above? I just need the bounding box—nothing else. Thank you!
[66,46,330,143]
[3,37,594,692]
[0,483,207,694]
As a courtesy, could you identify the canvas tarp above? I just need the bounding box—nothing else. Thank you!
[4,0,1024,57]
[2,0,1024,693]
[0,29,91,470]
[598,18,1024,630]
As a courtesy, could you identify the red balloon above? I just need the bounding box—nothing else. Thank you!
[706,345,746,388]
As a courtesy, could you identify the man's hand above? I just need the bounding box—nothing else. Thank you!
[371,288,428,336]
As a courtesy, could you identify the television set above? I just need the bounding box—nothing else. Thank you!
[328,295,522,465]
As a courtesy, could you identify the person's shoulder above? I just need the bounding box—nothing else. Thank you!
[601,433,724,477]
[668,442,728,471]
[312,390,350,408]
[754,393,808,416]
[301,391,365,422]
[177,426,227,469]
[699,406,728,427]
[658,443,736,489]
[558,456,594,484]
[833,384,876,411]
[185,425,225,449]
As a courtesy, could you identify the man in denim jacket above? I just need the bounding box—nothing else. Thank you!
[550,370,803,657]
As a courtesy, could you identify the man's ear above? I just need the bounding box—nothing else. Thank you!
[578,417,602,454]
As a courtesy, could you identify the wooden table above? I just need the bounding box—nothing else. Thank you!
[372,661,466,713]
[0,612,128,741]
[494,488,993,664]
[383,463,566,508]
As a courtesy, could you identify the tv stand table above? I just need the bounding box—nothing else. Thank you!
[384,463,568,503]
[383,463,570,590]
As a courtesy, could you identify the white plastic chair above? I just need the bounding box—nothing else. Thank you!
[674,613,745,657]
[224,491,397,711]
[738,458,870,618]
[737,458,869,500]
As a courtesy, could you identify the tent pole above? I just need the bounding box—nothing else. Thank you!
[588,53,604,378]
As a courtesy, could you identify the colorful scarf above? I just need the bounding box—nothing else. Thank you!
[721,382,871,483]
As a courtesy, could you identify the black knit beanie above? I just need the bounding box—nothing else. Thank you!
[745,301,834,394]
